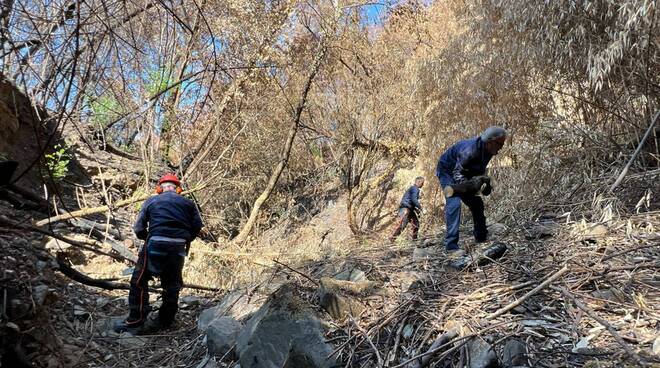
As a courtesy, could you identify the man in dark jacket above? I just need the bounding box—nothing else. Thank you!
[436,126,506,254]
[114,173,203,334]
[389,176,425,242]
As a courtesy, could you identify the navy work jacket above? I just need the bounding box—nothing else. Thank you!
[435,136,493,187]
[399,185,422,210]
[134,191,203,242]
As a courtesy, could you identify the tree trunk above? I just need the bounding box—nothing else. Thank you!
[233,45,326,244]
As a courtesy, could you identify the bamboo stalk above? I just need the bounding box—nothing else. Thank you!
[485,265,569,320]
[610,110,659,191]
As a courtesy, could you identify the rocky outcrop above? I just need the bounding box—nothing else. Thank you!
[0,76,42,156]
[199,284,336,367]
[235,284,336,368]
[206,316,243,357]
[198,290,263,332]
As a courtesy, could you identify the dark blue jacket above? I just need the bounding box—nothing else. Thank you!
[436,136,493,187]
[399,185,422,210]
[134,191,203,242]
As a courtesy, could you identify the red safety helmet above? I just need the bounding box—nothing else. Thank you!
[156,173,183,194]
[158,173,181,186]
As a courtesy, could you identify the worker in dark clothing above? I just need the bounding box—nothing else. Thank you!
[389,176,425,242]
[435,126,506,255]
[114,173,203,334]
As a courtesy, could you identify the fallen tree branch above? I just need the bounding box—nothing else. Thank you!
[392,318,524,368]
[34,185,208,227]
[273,259,319,287]
[486,265,569,320]
[350,317,384,367]
[6,184,49,210]
[56,253,222,292]
[56,253,130,290]
[555,286,646,366]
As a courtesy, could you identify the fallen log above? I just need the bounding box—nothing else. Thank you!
[34,185,207,227]
[56,253,222,292]
[443,176,491,198]
[70,217,123,240]
[56,253,130,290]
[6,184,49,210]
[0,187,41,210]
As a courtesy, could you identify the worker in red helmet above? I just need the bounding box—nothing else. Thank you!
[114,173,203,334]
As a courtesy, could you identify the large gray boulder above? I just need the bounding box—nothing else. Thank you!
[207,316,243,357]
[236,284,335,368]
[198,290,262,332]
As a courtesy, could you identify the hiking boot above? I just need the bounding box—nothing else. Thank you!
[113,320,142,335]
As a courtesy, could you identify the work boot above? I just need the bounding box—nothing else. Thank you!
[113,319,142,335]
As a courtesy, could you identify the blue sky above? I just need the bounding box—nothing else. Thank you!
[363,3,388,25]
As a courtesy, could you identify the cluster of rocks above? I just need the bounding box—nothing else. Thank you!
[198,283,337,368]
[1,234,64,367]
[197,264,387,368]
[196,260,537,368]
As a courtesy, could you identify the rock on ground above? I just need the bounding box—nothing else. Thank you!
[198,290,262,332]
[206,316,243,357]
[449,243,507,271]
[501,339,527,367]
[333,267,366,282]
[318,277,378,320]
[466,338,498,368]
[412,247,438,261]
[236,284,335,368]
[488,222,508,235]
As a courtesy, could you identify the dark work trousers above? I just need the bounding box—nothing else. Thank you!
[443,192,487,251]
[389,208,420,241]
[125,238,186,327]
